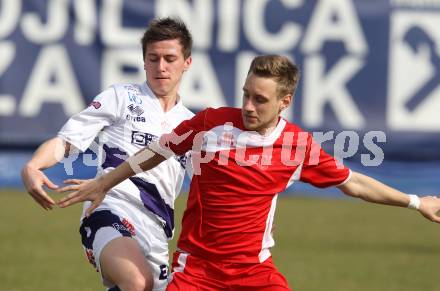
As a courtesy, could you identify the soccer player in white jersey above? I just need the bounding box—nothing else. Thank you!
[21,18,194,291]
[55,55,440,290]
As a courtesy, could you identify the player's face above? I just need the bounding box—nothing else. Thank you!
[241,73,291,135]
[144,39,191,98]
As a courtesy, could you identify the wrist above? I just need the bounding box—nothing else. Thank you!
[97,175,112,193]
[407,194,421,210]
[22,163,41,177]
[24,162,39,170]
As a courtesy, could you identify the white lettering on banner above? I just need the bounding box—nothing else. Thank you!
[101,48,144,89]
[0,0,21,38]
[155,0,214,49]
[7,0,439,137]
[101,0,144,46]
[0,96,15,116]
[301,0,367,55]
[235,51,256,108]
[303,55,366,128]
[21,0,69,43]
[180,52,226,109]
[387,11,440,131]
[243,0,303,53]
[19,45,85,117]
[391,0,440,8]
[73,0,97,45]
[218,0,240,52]
[0,41,16,115]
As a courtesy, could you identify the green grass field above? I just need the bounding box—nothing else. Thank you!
[1,189,439,291]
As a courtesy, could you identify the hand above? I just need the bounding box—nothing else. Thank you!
[418,196,440,223]
[21,164,58,210]
[56,178,107,216]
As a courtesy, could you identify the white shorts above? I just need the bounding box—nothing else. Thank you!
[79,195,169,291]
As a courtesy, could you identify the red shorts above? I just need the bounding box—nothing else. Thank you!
[166,251,292,291]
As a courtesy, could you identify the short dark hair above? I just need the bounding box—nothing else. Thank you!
[248,55,301,99]
[141,17,193,60]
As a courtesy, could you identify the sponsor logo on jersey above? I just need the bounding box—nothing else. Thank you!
[112,222,130,233]
[126,114,146,122]
[131,130,188,168]
[159,264,168,280]
[89,101,101,109]
[121,218,136,236]
[131,131,158,146]
[127,104,144,116]
[128,91,143,104]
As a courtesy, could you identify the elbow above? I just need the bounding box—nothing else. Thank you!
[337,172,363,199]
[338,185,361,199]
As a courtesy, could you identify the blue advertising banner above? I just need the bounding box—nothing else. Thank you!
[0,0,439,192]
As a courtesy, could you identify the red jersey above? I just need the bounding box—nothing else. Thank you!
[154,107,350,263]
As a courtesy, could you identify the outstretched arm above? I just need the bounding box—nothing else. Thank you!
[338,171,440,223]
[57,109,206,215]
[21,137,71,210]
[57,147,166,216]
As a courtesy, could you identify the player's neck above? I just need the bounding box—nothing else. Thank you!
[254,117,280,136]
[157,94,179,112]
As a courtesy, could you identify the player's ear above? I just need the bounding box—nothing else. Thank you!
[183,56,192,72]
[279,94,292,112]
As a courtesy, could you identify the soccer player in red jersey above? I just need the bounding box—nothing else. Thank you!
[57,55,440,290]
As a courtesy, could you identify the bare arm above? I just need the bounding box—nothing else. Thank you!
[57,147,166,216]
[338,171,440,223]
[21,137,71,210]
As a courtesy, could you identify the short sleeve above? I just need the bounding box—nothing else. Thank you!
[149,108,209,158]
[57,87,119,152]
[300,136,351,188]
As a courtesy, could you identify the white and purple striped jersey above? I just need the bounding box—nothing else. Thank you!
[58,82,194,238]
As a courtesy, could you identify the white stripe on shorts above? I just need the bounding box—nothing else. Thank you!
[173,251,189,273]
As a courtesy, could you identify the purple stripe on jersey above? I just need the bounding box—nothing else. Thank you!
[102,144,128,169]
[129,177,174,238]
